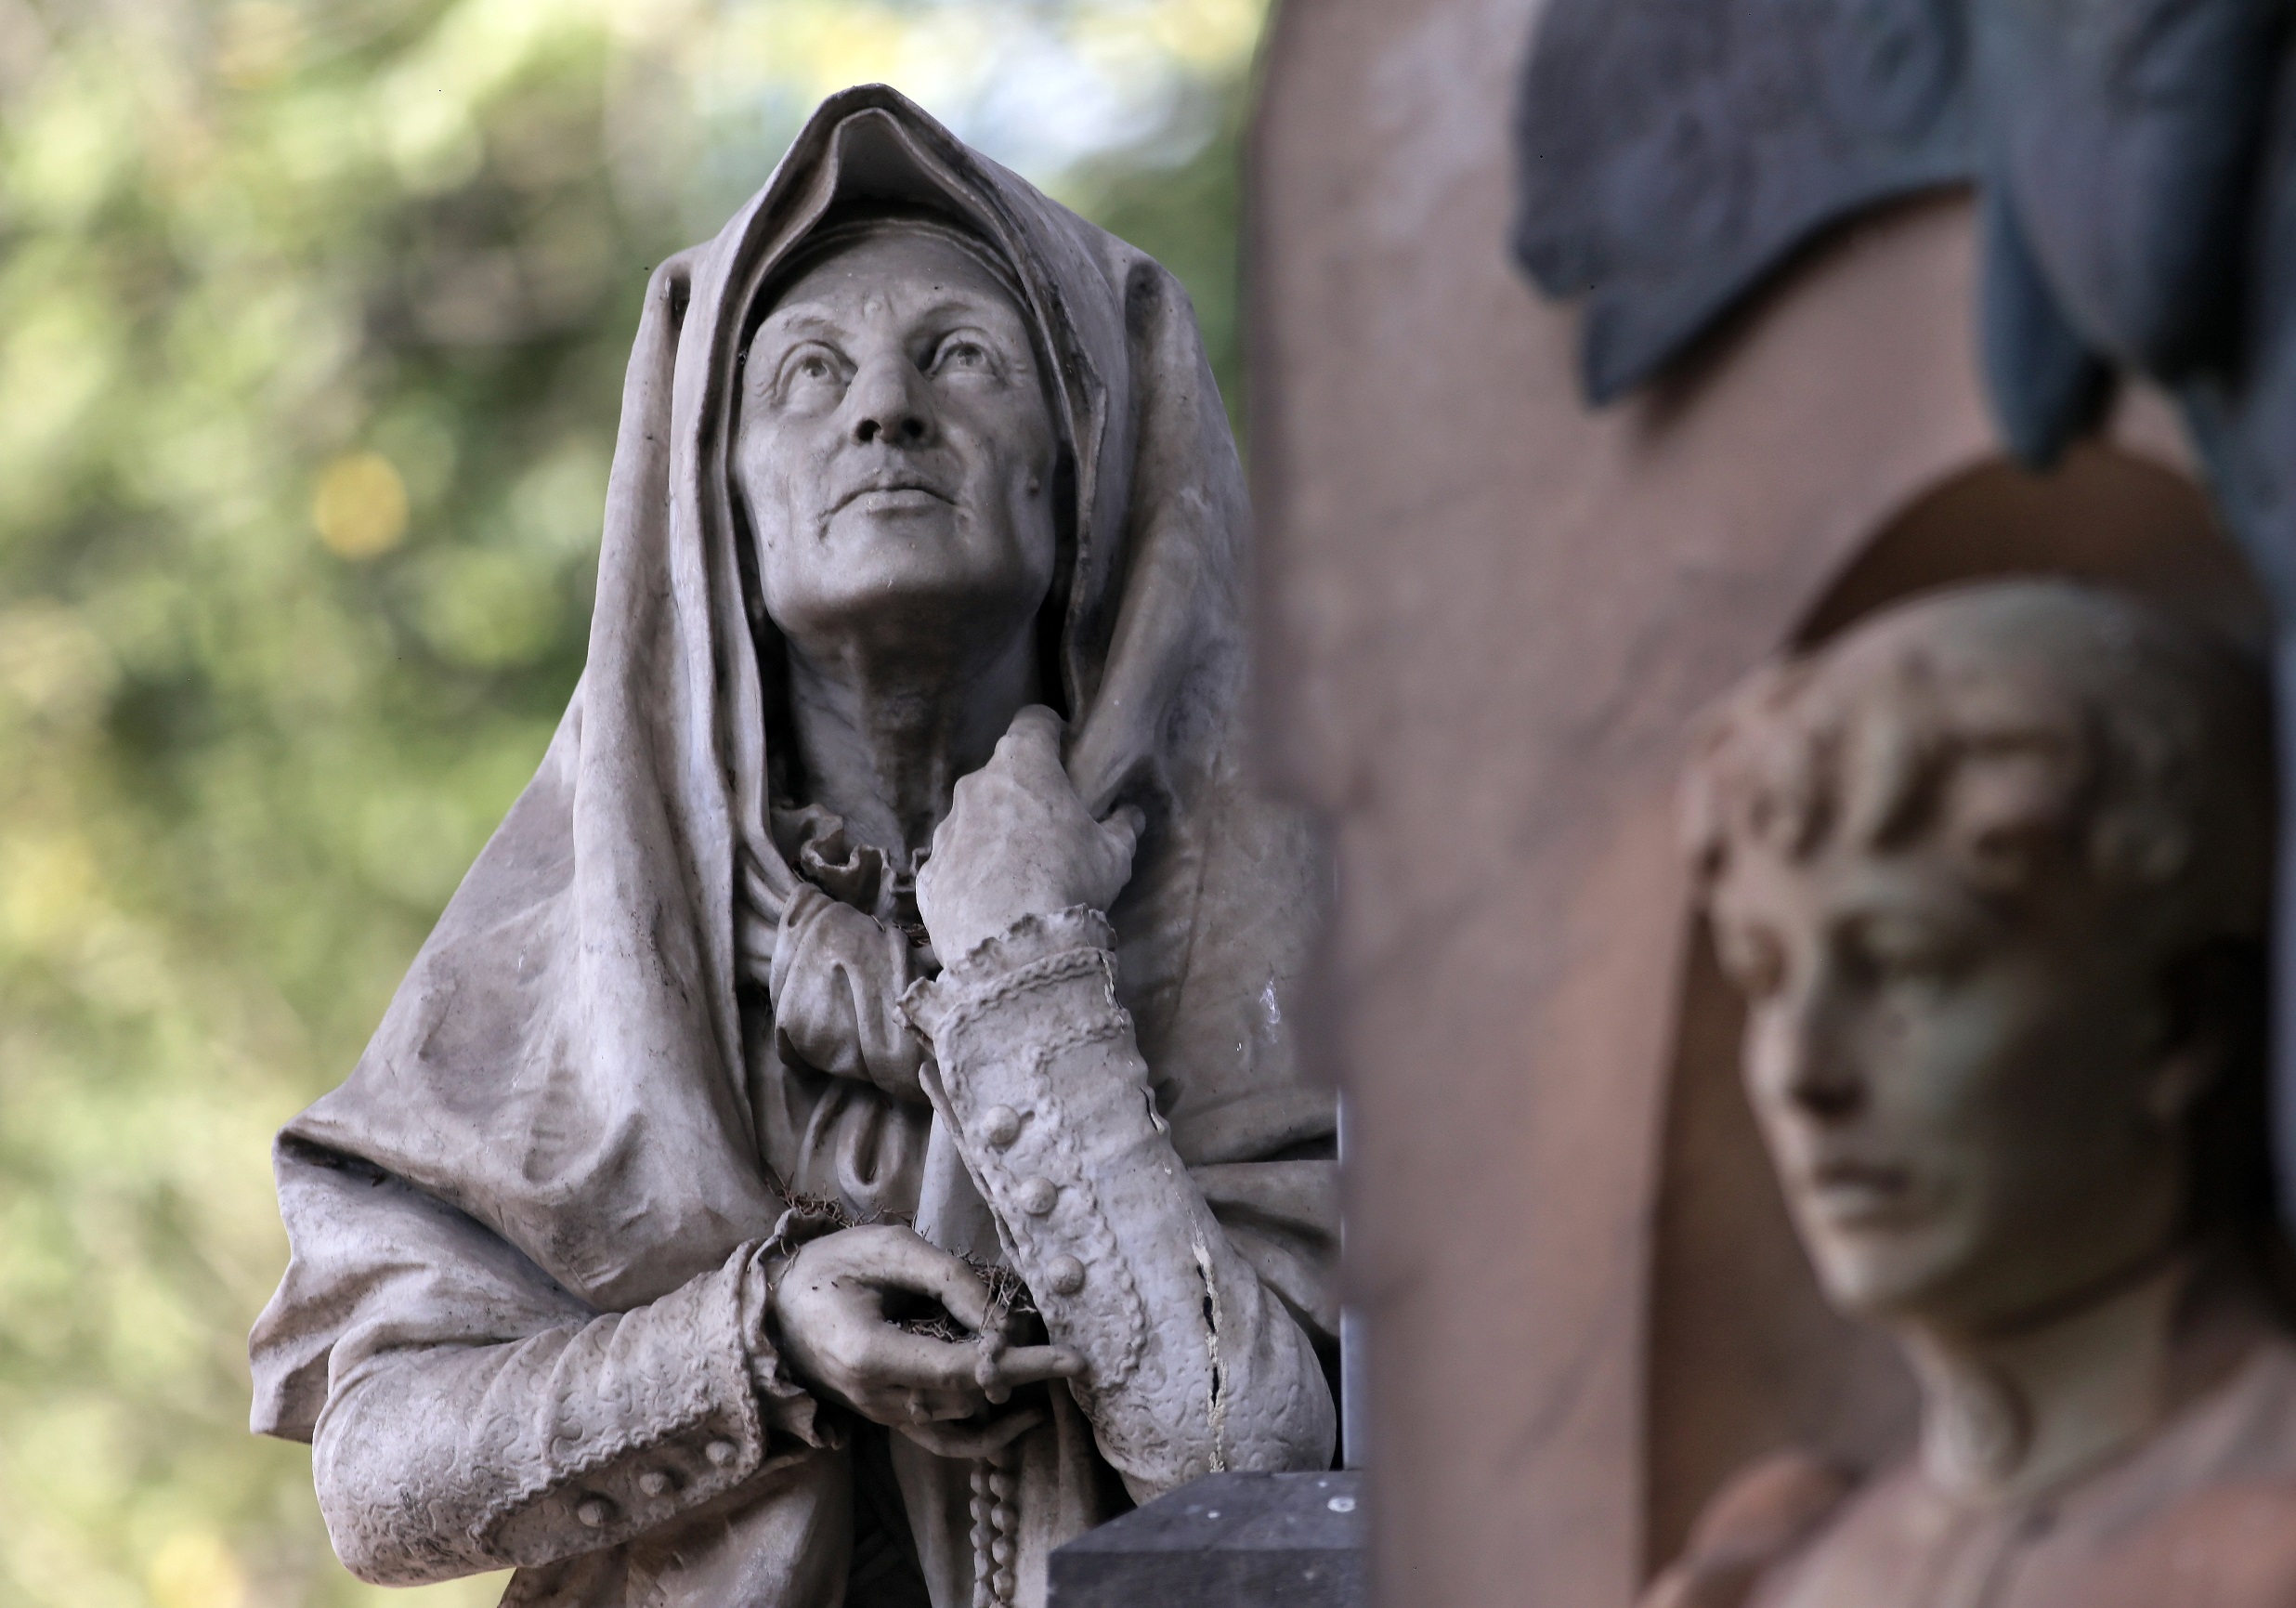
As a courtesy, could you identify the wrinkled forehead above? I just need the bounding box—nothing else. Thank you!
[753,219,1030,339]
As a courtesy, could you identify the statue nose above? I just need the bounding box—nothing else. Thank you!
[1759,984,1866,1123]
[849,357,933,447]
[1781,1029,1868,1122]
[1786,1056,1863,1121]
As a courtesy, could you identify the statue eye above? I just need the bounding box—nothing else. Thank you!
[933,333,998,377]
[1846,917,1968,988]
[774,343,846,407]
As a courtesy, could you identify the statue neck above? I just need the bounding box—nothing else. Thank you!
[779,626,1041,861]
[1895,1247,2246,1506]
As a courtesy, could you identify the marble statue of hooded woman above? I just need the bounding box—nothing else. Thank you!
[248,86,1338,1608]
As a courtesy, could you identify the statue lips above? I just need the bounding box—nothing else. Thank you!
[830,472,958,517]
[1802,1157,1918,1227]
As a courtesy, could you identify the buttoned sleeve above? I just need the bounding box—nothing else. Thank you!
[254,1144,828,1587]
[902,907,1337,1500]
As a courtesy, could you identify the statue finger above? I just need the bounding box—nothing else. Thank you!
[1101,804,1145,866]
[853,1383,980,1430]
[994,704,1069,784]
[838,1231,996,1327]
[887,1251,999,1333]
[974,1335,1011,1403]
[982,1344,1086,1390]
[894,1407,1048,1460]
[1000,703,1065,752]
[901,1388,983,1425]
[853,1327,1009,1395]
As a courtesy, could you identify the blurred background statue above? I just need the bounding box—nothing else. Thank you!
[245,86,1336,1608]
[1650,582,2292,1608]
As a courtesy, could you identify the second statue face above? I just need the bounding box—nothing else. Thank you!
[1687,584,2270,1342]
[1706,815,2185,1334]
[734,225,1062,657]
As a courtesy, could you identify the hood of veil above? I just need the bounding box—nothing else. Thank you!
[256,85,1272,1425]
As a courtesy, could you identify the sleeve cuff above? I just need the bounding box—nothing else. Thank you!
[942,905,1115,984]
[476,1241,813,1565]
[900,906,1116,1048]
[737,1239,829,1449]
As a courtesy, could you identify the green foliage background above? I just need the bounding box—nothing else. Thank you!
[0,3,1264,1603]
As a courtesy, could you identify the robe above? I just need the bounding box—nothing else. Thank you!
[1649,1256,2296,1608]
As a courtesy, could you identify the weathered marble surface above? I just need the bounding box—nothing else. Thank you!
[252,85,1337,1608]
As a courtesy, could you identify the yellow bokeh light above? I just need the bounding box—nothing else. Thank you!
[215,2,306,89]
[149,1531,247,1608]
[0,829,99,950]
[313,451,411,560]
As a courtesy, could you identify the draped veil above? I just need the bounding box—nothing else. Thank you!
[250,85,1336,1605]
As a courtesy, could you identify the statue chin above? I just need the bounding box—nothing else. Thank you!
[1800,1230,1958,1326]
[824,494,967,551]
[767,522,1049,647]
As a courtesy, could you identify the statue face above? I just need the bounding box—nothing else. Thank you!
[734,229,1059,659]
[1708,838,2189,1334]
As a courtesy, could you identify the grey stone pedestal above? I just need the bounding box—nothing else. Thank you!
[1046,1471,1366,1606]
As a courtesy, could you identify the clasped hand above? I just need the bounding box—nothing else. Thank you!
[915,703,1143,962]
[771,1226,1082,1458]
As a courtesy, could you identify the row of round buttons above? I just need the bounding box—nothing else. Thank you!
[976,1105,1088,1296]
[980,1104,1023,1148]
[571,1437,738,1528]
